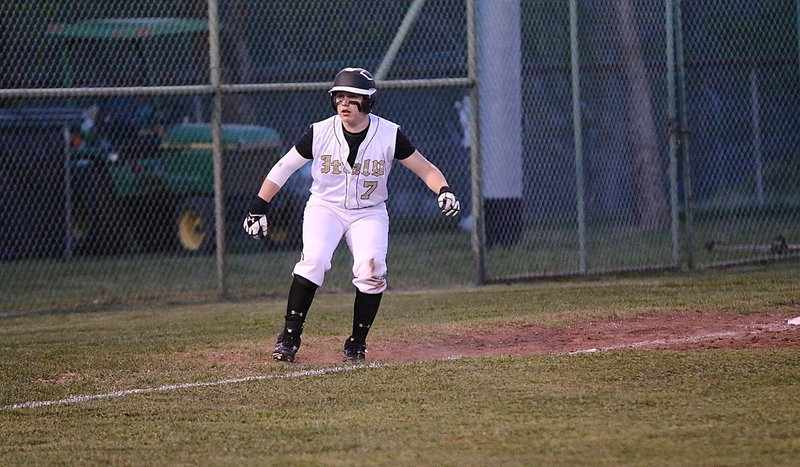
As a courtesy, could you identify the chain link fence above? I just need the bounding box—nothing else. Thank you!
[1,0,798,314]
[680,1,800,267]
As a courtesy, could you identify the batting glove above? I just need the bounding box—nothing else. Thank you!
[243,196,269,240]
[437,186,461,217]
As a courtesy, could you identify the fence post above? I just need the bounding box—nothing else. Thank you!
[62,125,74,259]
[208,0,228,299]
[569,0,587,273]
[375,0,427,80]
[468,0,486,284]
[749,70,765,206]
[797,0,800,74]
[674,0,694,269]
[665,0,693,269]
[665,0,681,268]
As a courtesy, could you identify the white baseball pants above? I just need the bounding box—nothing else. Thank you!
[293,197,389,294]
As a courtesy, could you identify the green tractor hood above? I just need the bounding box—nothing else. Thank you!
[159,123,283,197]
[162,123,281,152]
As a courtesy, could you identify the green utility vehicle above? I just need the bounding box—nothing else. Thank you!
[67,117,295,254]
[44,18,304,255]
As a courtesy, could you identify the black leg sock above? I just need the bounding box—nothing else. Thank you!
[281,274,318,343]
[349,289,382,344]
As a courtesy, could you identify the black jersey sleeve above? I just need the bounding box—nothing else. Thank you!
[394,129,416,160]
[294,125,314,159]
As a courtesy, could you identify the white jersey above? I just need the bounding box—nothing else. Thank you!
[309,114,399,209]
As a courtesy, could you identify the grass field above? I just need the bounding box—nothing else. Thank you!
[1,262,799,464]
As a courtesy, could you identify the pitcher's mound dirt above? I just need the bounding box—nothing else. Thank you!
[292,311,800,363]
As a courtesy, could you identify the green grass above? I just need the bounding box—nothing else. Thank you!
[3,354,798,465]
[0,232,476,315]
[3,222,797,316]
[1,263,799,464]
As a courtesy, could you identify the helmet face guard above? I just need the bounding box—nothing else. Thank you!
[329,67,377,113]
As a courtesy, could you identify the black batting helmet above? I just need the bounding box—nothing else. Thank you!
[329,67,377,113]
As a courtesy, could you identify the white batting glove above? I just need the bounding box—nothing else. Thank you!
[437,187,461,217]
[243,212,268,239]
[243,196,269,240]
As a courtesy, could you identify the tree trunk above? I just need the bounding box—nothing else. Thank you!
[613,0,668,230]
[220,0,255,124]
[185,0,255,124]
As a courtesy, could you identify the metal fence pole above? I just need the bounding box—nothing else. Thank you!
[468,0,486,284]
[375,0,427,80]
[674,0,694,269]
[62,125,74,259]
[569,0,587,273]
[749,70,765,206]
[208,0,227,299]
[665,0,681,267]
[797,0,800,74]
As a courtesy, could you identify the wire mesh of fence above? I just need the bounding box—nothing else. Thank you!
[1,0,798,313]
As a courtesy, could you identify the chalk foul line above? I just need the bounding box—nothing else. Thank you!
[3,362,394,410]
[4,323,794,410]
[567,322,789,355]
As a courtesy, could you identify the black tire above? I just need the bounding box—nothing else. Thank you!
[124,193,175,254]
[174,195,216,254]
[69,163,128,255]
[265,191,303,250]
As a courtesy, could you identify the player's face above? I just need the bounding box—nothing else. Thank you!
[334,92,369,127]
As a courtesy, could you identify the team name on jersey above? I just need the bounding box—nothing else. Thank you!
[319,155,385,176]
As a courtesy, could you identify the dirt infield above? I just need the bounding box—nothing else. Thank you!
[294,310,800,363]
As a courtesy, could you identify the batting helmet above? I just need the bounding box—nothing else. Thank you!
[329,67,377,113]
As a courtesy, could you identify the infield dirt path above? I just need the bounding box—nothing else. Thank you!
[292,310,800,363]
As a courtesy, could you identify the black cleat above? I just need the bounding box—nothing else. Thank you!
[343,337,367,362]
[272,333,301,362]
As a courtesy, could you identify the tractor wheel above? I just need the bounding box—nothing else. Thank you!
[69,164,128,255]
[265,192,304,250]
[174,196,215,254]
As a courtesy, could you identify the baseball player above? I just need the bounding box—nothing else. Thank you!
[244,67,461,362]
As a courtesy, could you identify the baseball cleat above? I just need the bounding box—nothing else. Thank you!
[273,333,300,362]
[342,338,367,362]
